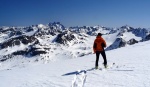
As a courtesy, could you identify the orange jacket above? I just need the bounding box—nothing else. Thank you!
[93,36,106,53]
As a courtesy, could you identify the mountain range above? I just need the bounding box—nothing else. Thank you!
[0,22,150,62]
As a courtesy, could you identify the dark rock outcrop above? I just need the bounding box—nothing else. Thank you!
[54,31,76,44]
[127,39,138,45]
[144,34,150,41]
[13,45,46,57]
[0,35,39,49]
[106,38,126,51]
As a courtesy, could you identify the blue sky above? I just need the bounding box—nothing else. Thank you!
[0,0,150,28]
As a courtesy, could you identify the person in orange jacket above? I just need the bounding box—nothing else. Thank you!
[93,33,107,69]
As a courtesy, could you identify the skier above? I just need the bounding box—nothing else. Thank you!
[93,33,107,69]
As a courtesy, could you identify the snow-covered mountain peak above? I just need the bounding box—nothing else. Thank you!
[48,22,66,30]
[120,25,134,29]
[37,24,46,29]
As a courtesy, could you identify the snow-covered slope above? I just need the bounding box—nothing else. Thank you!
[0,40,150,87]
[1,22,150,87]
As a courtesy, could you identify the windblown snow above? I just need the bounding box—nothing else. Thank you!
[0,40,150,87]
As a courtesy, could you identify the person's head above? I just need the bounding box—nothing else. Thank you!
[97,33,102,36]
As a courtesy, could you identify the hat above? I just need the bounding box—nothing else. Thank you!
[97,33,102,36]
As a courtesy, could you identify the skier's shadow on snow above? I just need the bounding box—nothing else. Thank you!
[62,68,134,76]
[62,68,95,76]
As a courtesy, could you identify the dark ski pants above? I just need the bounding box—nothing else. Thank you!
[95,51,107,67]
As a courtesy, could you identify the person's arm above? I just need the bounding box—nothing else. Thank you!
[102,38,106,47]
[93,40,97,53]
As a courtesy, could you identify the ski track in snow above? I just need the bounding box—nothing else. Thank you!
[71,70,87,87]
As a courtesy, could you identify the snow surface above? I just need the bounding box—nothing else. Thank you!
[120,32,142,41]
[0,40,150,87]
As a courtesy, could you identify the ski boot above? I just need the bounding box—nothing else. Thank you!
[103,63,108,68]
[104,65,108,68]
[95,66,98,69]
